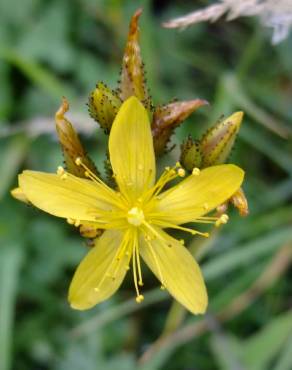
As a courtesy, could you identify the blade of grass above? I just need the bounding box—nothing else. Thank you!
[240,123,292,174]
[203,227,292,281]
[223,73,290,138]
[69,288,166,339]
[0,245,23,370]
[138,243,292,369]
[0,135,30,200]
[0,48,72,99]
[243,310,292,370]
[273,333,292,370]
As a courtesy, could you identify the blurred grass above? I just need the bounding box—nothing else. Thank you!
[0,1,292,370]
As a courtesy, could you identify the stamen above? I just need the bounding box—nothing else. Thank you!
[62,159,128,214]
[143,165,179,202]
[135,241,144,286]
[143,221,169,244]
[132,234,143,302]
[215,213,229,227]
[177,168,186,177]
[74,157,127,206]
[93,230,131,292]
[150,219,209,238]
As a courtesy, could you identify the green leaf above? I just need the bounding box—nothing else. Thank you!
[203,227,292,281]
[0,135,30,200]
[242,310,292,370]
[273,333,292,370]
[0,245,23,370]
[210,332,245,370]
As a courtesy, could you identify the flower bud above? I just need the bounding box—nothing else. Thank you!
[118,8,152,111]
[180,136,202,171]
[55,98,99,178]
[152,99,208,155]
[200,112,243,167]
[88,82,122,134]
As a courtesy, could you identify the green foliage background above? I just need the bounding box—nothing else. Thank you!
[0,1,292,369]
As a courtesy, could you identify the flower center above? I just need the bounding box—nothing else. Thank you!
[127,207,145,226]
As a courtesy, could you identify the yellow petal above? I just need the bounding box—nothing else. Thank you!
[69,229,131,310]
[155,164,244,225]
[139,228,208,314]
[11,187,30,204]
[109,96,155,202]
[19,170,122,223]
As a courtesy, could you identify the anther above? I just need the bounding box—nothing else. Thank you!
[57,166,65,175]
[192,167,201,176]
[136,294,144,303]
[178,168,186,177]
[67,218,74,225]
[74,220,80,227]
[61,173,68,180]
[138,280,144,286]
[160,285,166,290]
[215,214,229,227]
[75,157,82,166]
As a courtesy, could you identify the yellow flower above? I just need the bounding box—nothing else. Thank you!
[14,97,244,314]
